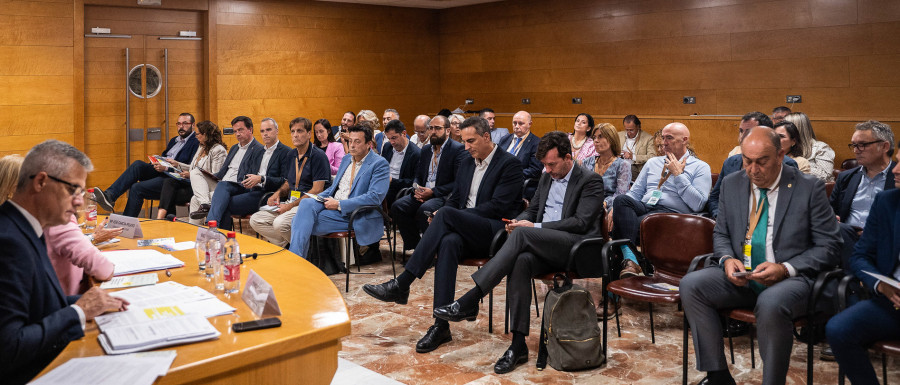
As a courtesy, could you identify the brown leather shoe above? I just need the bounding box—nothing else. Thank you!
[619,260,643,279]
[597,299,620,320]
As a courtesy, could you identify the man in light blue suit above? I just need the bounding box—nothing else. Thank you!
[289,124,390,259]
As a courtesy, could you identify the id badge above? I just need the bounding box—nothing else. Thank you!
[742,240,753,271]
[290,191,302,201]
[647,190,662,206]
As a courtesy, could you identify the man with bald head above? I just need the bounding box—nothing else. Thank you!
[410,115,430,149]
[498,111,542,199]
[609,122,712,278]
[680,127,840,385]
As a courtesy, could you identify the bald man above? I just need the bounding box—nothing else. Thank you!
[497,111,542,199]
[410,115,430,149]
[609,122,712,279]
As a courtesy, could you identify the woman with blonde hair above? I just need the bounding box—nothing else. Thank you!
[784,112,835,181]
[449,114,465,142]
[580,123,631,210]
[355,109,383,154]
[0,154,23,204]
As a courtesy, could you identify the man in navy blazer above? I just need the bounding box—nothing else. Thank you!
[826,160,900,384]
[289,124,390,259]
[92,112,199,217]
[497,110,542,199]
[381,119,421,208]
[207,117,293,231]
[829,120,896,268]
[1,140,127,384]
[391,115,464,250]
[364,116,523,354]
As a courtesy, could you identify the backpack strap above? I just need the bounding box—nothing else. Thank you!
[536,307,548,370]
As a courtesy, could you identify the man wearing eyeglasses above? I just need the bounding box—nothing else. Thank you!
[1,140,128,384]
[497,110,542,199]
[409,115,430,149]
[91,112,199,217]
[830,120,896,269]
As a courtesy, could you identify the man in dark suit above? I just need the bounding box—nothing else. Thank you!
[206,117,291,231]
[830,120,895,268]
[680,127,841,385]
[826,155,900,384]
[391,115,464,251]
[434,131,604,373]
[92,112,200,217]
[362,116,523,354]
[188,115,264,221]
[497,110,542,199]
[1,140,127,384]
[381,119,420,208]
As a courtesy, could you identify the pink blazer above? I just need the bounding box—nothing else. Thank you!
[323,141,345,175]
[46,216,115,295]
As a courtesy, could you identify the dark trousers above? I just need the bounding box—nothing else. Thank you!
[402,207,503,309]
[827,296,900,385]
[207,181,264,231]
[391,194,445,250]
[106,160,167,217]
[472,227,582,335]
[837,222,861,270]
[158,178,192,215]
[611,194,675,241]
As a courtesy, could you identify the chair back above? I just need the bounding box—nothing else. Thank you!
[825,181,835,198]
[639,213,716,285]
[710,172,719,189]
[840,158,858,170]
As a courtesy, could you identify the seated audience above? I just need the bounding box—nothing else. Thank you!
[652,129,665,156]
[313,118,345,176]
[363,116,523,355]
[619,114,656,181]
[91,112,199,217]
[156,120,227,219]
[334,111,355,141]
[481,108,509,144]
[356,110,384,154]
[250,117,331,248]
[410,115,430,149]
[391,115,464,251]
[449,113,465,142]
[288,124,389,259]
[785,111,835,182]
[771,106,791,125]
[580,123,630,211]
[433,131,604,373]
[382,108,400,130]
[830,120,896,268]
[0,154,22,204]
[498,110,542,199]
[570,113,596,161]
[381,119,421,208]
[681,127,840,385]
[728,111,772,157]
[773,121,811,174]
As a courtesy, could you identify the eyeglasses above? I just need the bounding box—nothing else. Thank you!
[32,174,85,198]
[848,140,883,151]
[450,122,460,126]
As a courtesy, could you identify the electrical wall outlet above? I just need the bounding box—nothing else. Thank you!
[572,97,582,104]
[683,96,696,104]
[522,98,531,104]
[465,98,474,105]
[786,95,802,103]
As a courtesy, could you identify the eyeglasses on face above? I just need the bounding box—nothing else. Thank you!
[848,140,883,151]
[31,174,85,197]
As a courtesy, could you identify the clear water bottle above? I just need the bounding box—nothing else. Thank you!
[223,231,240,294]
[195,224,210,272]
[84,188,98,230]
[205,220,226,282]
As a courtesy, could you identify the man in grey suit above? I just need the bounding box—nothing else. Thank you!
[680,127,841,385]
[433,131,605,374]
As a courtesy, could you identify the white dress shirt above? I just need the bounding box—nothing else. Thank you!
[334,153,369,202]
[389,142,407,180]
[222,139,255,183]
[746,166,796,276]
[467,144,498,208]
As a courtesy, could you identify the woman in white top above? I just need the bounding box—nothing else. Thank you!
[774,120,811,174]
[156,120,227,220]
[569,113,597,161]
[784,112,835,182]
[450,113,465,143]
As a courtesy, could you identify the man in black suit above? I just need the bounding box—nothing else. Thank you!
[1,140,128,384]
[381,119,421,208]
[363,116,523,354]
[435,131,605,373]
[497,110,542,199]
[830,120,895,268]
[206,117,292,231]
[391,115,464,251]
[189,115,264,220]
[92,112,200,217]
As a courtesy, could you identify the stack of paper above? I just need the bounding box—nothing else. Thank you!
[31,350,177,385]
[98,314,220,354]
[97,282,236,330]
[99,273,158,290]
[103,249,185,276]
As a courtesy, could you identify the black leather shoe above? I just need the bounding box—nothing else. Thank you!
[190,204,210,220]
[494,348,528,374]
[91,187,114,212]
[433,301,478,322]
[695,375,736,385]
[415,324,452,353]
[362,279,409,304]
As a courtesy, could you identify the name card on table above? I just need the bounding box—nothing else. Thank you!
[108,214,143,238]
[242,269,282,317]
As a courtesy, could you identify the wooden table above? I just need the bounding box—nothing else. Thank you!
[38,219,351,384]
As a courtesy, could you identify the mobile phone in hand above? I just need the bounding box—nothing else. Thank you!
[732,271,752,277]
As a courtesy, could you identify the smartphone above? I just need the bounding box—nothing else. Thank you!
[412,182,421,190]
[501,218,513,223]
[732,271,753,277]
[232,317,282,333]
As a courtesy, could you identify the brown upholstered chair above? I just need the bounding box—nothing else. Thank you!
[826,181,836,198]
[319,201,395,292]
[840,158,859,171]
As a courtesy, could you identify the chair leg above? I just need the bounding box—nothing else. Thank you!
[488,289,494,334]
[682,315,688,385]
[883,353,888,385]
[614,297,621,338]
[602,291,608,360]
[345,238,351,293]
[389,225,397,278]
[807,323,814,385]
[649,302,656,344]
[726,319,735,365]
[532,279,540,317]
[504,291,510,335]
[750,326,756,369]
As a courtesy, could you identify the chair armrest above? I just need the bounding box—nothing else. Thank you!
[601,239,638,280]
[488,229,508,258]
[837,273,869,312]
[257,192,275,207]
[347,204,390,233]
[809,269,846,317]
[567,236,607,279]
[395,187,413,203]
[688,253,716,273]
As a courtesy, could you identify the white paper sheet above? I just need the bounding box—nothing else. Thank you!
[99,273,158,289]
[29,351,176,385]
[103,249,184,276]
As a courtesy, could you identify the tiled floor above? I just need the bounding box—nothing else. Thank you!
[328,242,900,385]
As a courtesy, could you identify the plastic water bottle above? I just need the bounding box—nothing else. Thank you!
[223,231,240,294]
[84,188,98,230]
[195,225,209,272]
[205,220,226,282]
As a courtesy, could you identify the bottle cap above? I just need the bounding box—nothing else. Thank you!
[87,188,94,193]
[208,220,217,227]
[227,231,236,238]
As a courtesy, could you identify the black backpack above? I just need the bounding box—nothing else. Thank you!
[536,274,605,371]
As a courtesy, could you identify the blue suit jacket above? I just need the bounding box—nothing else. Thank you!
[446,146,524,220]
[830,162,896,222]
[257,142,295,192]
[214,139,265,182]
[163,133,200,165]
[381,141,421,191]
[850,189,900,293]
[414,138,464,198]
[498,132,542,180]
[708,153,799,218]
[0,202,84,384]
[321,151,391,246]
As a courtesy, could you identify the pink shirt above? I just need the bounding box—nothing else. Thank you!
[46,216,115,295]
[323,141,345,175]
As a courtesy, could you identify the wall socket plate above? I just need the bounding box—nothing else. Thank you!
[786,95,802,103]
[683,96,696,104]
[522,98,531,104]
[572,97,582,104]
[465,98,474,105]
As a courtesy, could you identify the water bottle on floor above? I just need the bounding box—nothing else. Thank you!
[223,232,240,295]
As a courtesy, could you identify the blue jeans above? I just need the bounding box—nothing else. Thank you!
[106,160,167,217]
[288,198,353,258]
[206,181,264,231]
